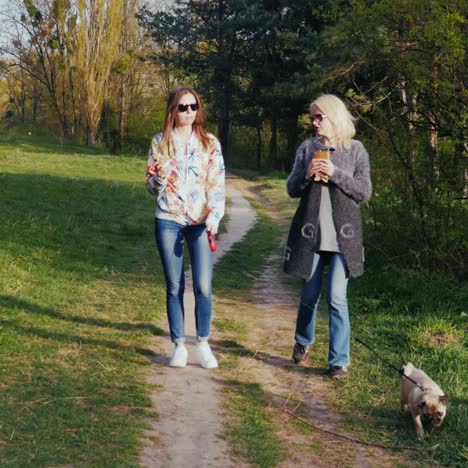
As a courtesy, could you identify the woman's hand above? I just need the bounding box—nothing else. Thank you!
[307,159,335,178]
[147,161,167,180]
[318,159,335,177]
[206,222,218,235]
[306,159,320,179]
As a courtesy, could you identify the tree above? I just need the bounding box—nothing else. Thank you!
[102,0,148,152]
[325,0,467,274]
[139,0,344,167]
[63,0,124,145]
[138,0,260,160]
[0,0,76,136]
[240,0,342,169]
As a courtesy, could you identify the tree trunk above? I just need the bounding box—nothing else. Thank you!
[32,81,40,123]
[256,126,262,169]
[88,126,97,146]
[119,79,129,154]
[216,82,231,160]
[214,0,231,160]
[430,59,440,179]
[285,113,299,171]
[20,81,26,123]
[269,108,277,169]
[69,68,78,138]
[217,112,230,161]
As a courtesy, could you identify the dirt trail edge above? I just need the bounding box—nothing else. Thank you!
[140,177,256,467]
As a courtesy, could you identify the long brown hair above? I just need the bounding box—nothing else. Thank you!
[159,86,212,157]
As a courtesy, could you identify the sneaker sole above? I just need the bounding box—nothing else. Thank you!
[200,363,218,369]
[330,373,347,379]
[292,357,307,365]
[292,351,309,365]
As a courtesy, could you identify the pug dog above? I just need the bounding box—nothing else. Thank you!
[400,362,449,438]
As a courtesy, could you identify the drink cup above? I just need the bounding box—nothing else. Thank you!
[312,149,329,182]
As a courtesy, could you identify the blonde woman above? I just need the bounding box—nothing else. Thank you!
[146,86,225,369]
[284,94,372,379]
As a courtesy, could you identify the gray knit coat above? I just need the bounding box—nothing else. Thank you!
[284,137,372,279]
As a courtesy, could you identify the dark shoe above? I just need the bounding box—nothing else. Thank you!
[329,366,348,379]
[292,342,309,364]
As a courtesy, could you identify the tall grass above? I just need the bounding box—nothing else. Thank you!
[0,134,165,466]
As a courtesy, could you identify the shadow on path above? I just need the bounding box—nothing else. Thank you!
[213,338,327,376]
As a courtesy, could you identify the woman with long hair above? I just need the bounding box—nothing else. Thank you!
[284,94,372,379]
[146,86,225,368]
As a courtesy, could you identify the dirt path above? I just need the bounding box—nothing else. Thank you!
[140,179,256,467]
[214,178,408,467]
[140,176,408,467]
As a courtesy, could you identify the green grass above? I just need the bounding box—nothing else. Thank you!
[0,134,165,466]
[254,173,468,466]
[0,134,287,467]
[340,263,468,465]
[213,197,283,297]
[223,381,286,467]
[212,198,288,466]
[212,317,248,335]
[2,135,466,466]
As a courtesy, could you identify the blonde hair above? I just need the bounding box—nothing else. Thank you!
[160,86,212,157]
[310,94,356,150]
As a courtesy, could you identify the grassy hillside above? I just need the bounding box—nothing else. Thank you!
[0,134,165,466]
[0,135,466,466]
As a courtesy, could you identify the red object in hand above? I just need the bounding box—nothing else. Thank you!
[207,231,217,252]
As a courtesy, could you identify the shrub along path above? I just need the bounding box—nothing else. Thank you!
[140,175,410,467]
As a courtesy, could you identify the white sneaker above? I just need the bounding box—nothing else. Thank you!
[197,341,218,369]
[169,344,188,368]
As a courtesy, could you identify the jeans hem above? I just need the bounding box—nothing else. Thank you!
[294,336,314,347]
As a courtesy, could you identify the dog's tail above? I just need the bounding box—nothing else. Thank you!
[400,362,414,377]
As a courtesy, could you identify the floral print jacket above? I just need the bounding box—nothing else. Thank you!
[146,129,225,229]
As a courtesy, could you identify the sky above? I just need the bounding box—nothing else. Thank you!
[0,0,19,38]
[0,0,176,53]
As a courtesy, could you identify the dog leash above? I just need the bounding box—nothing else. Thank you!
[354,337,426,391]
[297,300,426,390]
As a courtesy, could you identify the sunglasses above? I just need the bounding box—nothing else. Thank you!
[177,103,199,112]
[310,113,326,122]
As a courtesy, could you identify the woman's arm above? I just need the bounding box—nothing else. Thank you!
[286,140,313,198]
[145,134,170,196]
[205,138,225,234]
[329,141,372,204]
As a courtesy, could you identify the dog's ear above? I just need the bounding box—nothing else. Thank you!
[439,395,449,405]
[417,400,426,409]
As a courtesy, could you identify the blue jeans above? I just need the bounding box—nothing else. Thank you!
[154,218,213,343]
[295,252,350,367]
